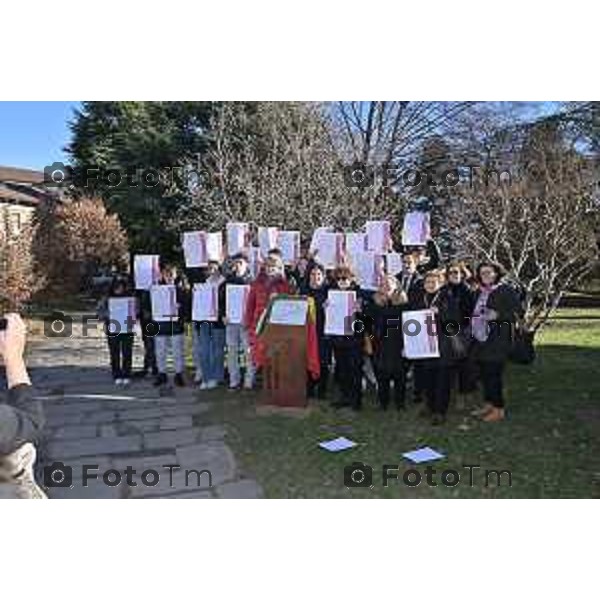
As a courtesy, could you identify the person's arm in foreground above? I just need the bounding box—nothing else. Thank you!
[0,313,44,455]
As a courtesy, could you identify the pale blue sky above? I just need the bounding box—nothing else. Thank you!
[0,101,80,170]
[0,101,563,172]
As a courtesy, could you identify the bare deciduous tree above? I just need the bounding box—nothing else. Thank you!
[447,127,599,331]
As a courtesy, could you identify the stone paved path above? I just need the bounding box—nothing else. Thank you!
[28,315,263,499]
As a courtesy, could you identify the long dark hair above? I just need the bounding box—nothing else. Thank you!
[475,261,506,284]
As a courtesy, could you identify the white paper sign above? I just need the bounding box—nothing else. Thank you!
[108,297,137,334]
[226,222,249,256]
[319,437,357,452]
[192,283,219,322]
[269,298,308,326]
[385,252,404,276]
[134,255,160,290]
[248,247,262,278]
[353,251,384,291]
[183,231,207,267]
[258,227,279,258]
[402,309,440,359]
[205,232,223,262]
[345,232,367,262]
[226,284,250,325]
[314,232,343,269]
[366,220,391,253]
[402,211,430,246]
[309,226,333,253]
[151,285,177,322]
[278,230,300,265]
[325,290,356,336]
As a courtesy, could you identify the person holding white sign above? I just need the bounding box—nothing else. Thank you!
[97,278,136,385]
[366,275,409,411]
[220,253,255,390]
[409,270,454,425]
[301,263,332,399]
[328,266,365,411]
[152,265,188,388]
[194,260,226,390]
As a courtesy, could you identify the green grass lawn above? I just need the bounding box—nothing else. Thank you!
[204,307,600,498]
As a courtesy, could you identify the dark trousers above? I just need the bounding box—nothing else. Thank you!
[478,361,505,408]
[450,359,478,395]
[375,368,405,409]
[307,363,329,399]
[423,364,452,415]
[412,362,427,402]
[142,330,157,374]
[333,346,363,409]
[107,334,134,379]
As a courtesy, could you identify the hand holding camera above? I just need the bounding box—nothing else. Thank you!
[0,313,31,389]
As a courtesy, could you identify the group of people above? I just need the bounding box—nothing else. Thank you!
[99,237,524,425]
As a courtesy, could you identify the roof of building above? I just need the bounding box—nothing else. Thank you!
[0,165,54,207]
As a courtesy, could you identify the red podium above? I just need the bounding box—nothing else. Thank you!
[259,297,309,409]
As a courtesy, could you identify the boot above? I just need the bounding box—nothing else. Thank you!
[153,373,168,387]
[471,403,493,417]
[482,407,505,422]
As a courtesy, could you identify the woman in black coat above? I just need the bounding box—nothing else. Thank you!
[367,275,409,411]
[301,263,332,399]
[470,261,523,422]
[443,262,477,403]
[410,270,459,425]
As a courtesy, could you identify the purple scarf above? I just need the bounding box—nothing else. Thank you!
[471,284,497,342]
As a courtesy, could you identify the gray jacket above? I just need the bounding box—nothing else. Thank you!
[0,384,46,499]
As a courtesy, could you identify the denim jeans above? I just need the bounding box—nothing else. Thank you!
[225,323,255,387]
[198,323,225,383]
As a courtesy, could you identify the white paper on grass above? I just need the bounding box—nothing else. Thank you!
[108,297,137,334]
[269,298,308,326]
[402,309,440,359]
[258,227,279,257]
[319,437,357,452]
[402,446,445,463]
[151,285,177,322]
[205,232,223,262]
[182,231,207,267]
[192,283,219,322]
[324,290,356,336]
[386,252,404,276]
[226,222,249,256]
[402,211,430,246]
[278,230,300,264]
[226,284,250,325]
[353,251,384,291]
[366,220,391,253]
[314,231,343,269]
[134,255,160,290]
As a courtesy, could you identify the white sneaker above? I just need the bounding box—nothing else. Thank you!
[122,378,131,386]
[199,382,209,390]
[228,381,240,391]
[243,379,254,390]
[207,380,218,390]
[115,378,123,386]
